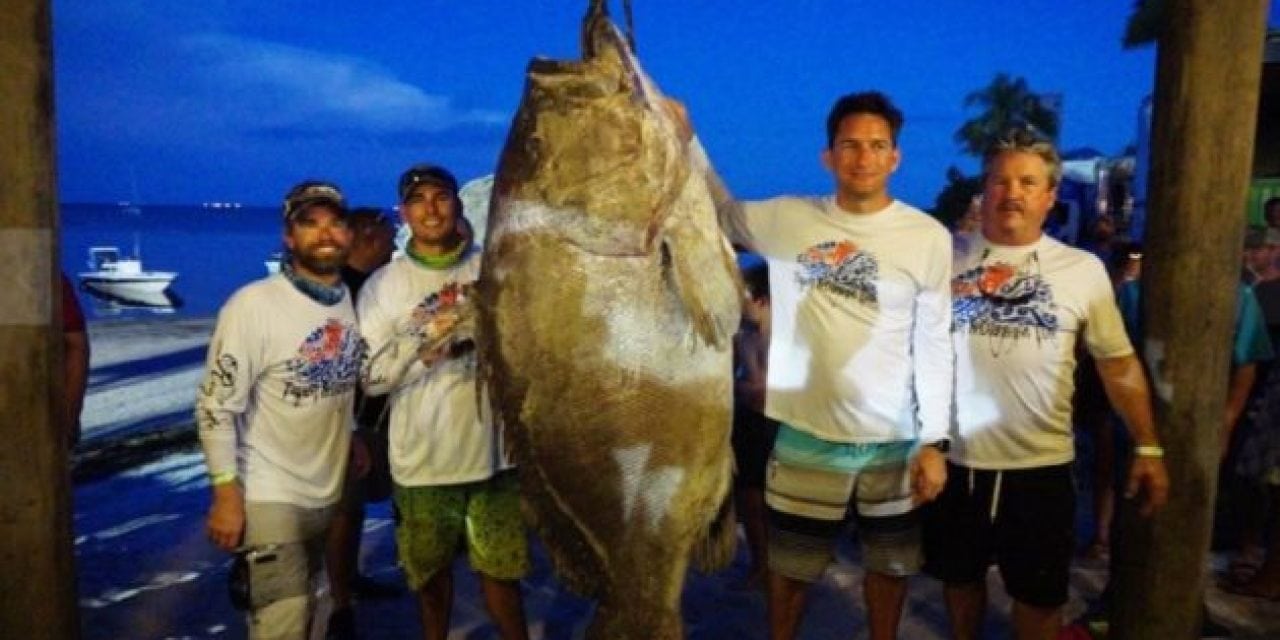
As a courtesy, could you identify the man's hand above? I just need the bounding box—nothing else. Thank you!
[1125,455,1169,517]
[207,483,246,551]
[350,432,372,480]
[910,446,947,505]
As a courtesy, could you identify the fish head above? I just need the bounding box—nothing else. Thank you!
[489,8,690,258]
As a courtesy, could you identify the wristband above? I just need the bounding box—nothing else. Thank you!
[1134,445,1164,458]
[210,471,238,486]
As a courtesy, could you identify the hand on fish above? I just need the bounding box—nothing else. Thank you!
[417,309,476,366]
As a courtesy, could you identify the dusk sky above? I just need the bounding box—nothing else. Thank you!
[54,1,1280,209]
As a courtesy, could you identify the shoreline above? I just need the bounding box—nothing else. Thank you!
[76,317,215,478]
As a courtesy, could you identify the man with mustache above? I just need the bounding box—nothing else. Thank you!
[923,130,1169,640]
[197,180,367,640]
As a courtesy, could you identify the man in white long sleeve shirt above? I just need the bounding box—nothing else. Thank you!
[921,130,1169,640]
[196,180,366,640]
[358,164,529,640]
[675,92,952,640]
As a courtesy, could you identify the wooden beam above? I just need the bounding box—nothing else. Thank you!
[0,1,80,638]
[1110,2,1269,637]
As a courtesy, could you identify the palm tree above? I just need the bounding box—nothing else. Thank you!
[954,73,1061,157]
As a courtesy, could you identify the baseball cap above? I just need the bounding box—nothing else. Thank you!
[398,164,459,202]
[282,180,346,223]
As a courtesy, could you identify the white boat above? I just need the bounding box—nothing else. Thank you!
[78,246,177,299]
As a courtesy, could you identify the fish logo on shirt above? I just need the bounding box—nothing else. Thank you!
[406,281,476,342]
[795,240,878,304]
[283,318,365,405]
[952,262,1058,343]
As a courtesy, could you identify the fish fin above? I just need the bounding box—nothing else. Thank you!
[690,456,737,573]
[662,229,741,351]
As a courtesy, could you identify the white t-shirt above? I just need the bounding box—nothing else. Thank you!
[196,275,359,508]
[358,249,510,487]
[951,233,1134,469]
[744,196,953,444]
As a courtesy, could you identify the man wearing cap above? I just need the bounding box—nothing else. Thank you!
[196,180,366,639]
[923,131,1168,640]
[358,164,530,640]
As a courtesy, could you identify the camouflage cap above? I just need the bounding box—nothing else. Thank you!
[282,180,346,223]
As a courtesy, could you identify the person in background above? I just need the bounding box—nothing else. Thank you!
[1263,197,1280,232]
[62,272,90,448]
[196,180,366,640]
[731,253,777,589]
[359,164,529,640]
[1243,225,1280,285]
[1227,228,1280,598]
[326,207,402,640]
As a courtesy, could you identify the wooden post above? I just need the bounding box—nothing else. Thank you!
[1110,2,1268,638]
[0,1,80,638]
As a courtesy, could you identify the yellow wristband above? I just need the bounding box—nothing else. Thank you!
[210,471,238,486]
[1135,445,1165,458]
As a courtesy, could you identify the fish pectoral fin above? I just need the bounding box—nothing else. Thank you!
[661,228,740,351]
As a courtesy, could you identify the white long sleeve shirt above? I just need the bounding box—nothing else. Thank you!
[951,233,1134,469]
[357,249,509,487]
[195,275,359,508]
[743,196,953,444]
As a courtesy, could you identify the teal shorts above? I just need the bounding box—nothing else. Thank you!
[393,470,530,588]
[765,423,922,581]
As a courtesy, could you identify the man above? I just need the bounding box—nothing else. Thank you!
[684,91,953,640]
[924,130,1169,640]
[358,164,529,640]
[197,180,366,639]
[325,207,401,640]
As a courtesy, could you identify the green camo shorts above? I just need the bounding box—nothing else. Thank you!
[393,470,530,588]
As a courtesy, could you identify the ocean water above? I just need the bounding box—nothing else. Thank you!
[61,203,285,321]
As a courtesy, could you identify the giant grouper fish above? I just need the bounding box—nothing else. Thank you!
[475,1,743,637]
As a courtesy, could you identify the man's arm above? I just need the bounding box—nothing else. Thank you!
[663,98,755,251]
[1224,363,1257,443]
[61,275,89,448]
[195,304,258,551]
[359,278,471,396]
[64,330,89,448]
[910,230,954,505]
[1094,354,1170,516]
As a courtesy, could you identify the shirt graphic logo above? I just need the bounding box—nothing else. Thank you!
[952,260,1058,344]
[406,282,475,342]
[284,318,365,405]
[796,240,878,304]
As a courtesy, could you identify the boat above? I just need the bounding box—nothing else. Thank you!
[79,286,181,316]
[78,245,177,299]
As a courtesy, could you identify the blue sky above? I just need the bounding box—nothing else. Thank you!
[54,1,1280,209]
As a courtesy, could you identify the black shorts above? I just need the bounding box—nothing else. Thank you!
[922,461,1075,608]
[731,407,779,489]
